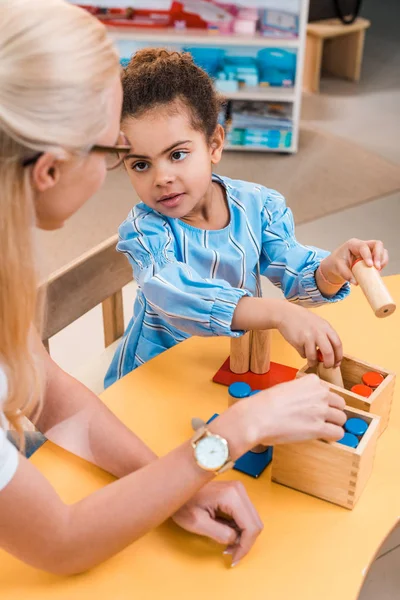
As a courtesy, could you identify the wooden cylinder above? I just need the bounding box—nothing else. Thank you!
[317,363,344,388]
[316,348,344,387]
[352,259,396,318]
[230,332,251,374]
[250,329,271,375]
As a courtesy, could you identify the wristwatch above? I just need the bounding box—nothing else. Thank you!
[191,426,235,475]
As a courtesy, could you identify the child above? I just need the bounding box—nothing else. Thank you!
[105,49,388,387]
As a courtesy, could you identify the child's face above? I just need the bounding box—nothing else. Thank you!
[122,102,224,218]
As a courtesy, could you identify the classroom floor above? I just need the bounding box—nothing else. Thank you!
[47,0,400,596]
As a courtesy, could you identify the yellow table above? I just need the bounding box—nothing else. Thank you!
[1,276,399,600]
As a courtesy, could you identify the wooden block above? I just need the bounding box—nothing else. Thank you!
[297,354,396,434]
[317,349,344,387]
[250,330,271,374]
[352,260,396,318]
[230,333,251,374]
[271,406,380,509]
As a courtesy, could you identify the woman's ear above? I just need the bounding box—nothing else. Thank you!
[31,153,61,192]
[210,124,225,165]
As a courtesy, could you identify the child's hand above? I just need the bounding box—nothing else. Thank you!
[319,238,389,286]
[276,302,342,367]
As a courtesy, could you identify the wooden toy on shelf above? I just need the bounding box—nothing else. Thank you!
[351,258,396,318]
[271,406,380,509]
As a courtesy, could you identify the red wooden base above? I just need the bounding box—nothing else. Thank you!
[213,357,298,389]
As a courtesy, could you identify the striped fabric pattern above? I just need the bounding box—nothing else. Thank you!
[105,175,349,387]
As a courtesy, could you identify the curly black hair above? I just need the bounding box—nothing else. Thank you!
[122,48,224,141]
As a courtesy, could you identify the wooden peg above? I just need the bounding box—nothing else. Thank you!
[317,350,344,387]
[250,329,271,375]
[230,332,251,374]
[352,259,396,318]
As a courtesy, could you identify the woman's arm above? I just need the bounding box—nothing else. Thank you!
[0,375,345,574]
[35,337,157,477]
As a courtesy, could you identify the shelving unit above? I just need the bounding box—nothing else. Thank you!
[109,27,301,48]
[107,0,310,154]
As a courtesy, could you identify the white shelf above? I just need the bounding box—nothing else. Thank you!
[109,0,309,155]
[108,26,300,48]
[225,144,294,153]
[223,87,295,102]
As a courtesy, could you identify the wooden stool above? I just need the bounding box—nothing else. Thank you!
[303,17,371,93]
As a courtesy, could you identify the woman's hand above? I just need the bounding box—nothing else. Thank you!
[228,374,347,451]
[172,481,263,568]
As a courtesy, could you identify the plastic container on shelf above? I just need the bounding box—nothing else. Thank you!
[257,48,297,87]
[215,78,239,93]
[260,9,299,38]
[183,46,225,77]
[224,56,259,87]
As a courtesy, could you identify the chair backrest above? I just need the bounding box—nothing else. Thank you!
[41,234,133,350]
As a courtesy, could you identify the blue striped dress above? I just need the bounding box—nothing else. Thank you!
[105,174,349,387]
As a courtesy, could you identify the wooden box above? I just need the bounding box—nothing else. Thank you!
[271,407,380,509]
[296,354,395,434]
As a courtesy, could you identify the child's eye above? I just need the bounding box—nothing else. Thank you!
[132,161,149,172]
[171,151,189,162]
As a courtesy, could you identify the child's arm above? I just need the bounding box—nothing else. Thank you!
[259,189,350,305]
[118,208,250,339]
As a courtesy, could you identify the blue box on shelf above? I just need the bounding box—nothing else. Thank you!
[184,46,225,77]
[257,48,296,87]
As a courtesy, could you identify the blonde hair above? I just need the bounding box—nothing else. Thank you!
[0,0,119,439]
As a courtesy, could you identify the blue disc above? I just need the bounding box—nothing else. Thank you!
[249,389,261,396]
[337,432,359,448]
[228,382,252,399]
[345,418,368,437]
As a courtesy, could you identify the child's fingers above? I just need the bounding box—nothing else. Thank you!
[381,248,389,269]
[336,263,356,285]
[316,336,335,369]
[304,339,318,367]
[358,242,374,267]
[348,239,374,267]
[327,330,343,366]
[371,240,384,270]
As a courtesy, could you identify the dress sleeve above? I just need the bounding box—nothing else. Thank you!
[259,188,350,306]
[118,208,251,336]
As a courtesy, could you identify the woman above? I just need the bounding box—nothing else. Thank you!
[0,0,346,575]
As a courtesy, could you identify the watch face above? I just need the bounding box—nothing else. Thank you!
[195,434,229,471]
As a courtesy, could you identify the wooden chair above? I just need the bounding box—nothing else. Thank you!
[41,234,133,393]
